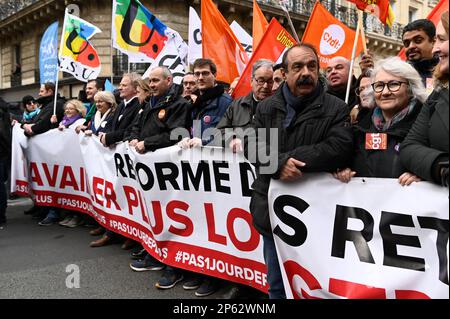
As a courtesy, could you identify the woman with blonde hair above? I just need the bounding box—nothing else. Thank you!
[51,99,86,130]
[85,91,116,136]
[401,11,449,188]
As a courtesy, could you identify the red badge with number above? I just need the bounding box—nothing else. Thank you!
[365,133,387,150]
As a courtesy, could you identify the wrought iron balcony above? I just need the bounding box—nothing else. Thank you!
[260,0,404,41]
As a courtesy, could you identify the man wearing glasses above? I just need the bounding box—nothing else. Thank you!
[181,58,232,148]
[214,59,274,153]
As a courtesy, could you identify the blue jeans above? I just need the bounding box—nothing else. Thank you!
[263,235,286,299]
[0,159,7,224]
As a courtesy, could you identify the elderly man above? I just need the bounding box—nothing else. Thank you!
[247,43,353,298]
[99,73,141,147]
[325,56,358,109]
[215,59,274,152]
[128,66,191,153]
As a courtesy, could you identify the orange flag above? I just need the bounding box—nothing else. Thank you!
[233,18,297,99]
[398,0,449,60]
[253,0,269,50]
[201,0,248,84]
[302,2,364,69]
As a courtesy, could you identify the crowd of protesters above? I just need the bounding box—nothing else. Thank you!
[0,12,448,298]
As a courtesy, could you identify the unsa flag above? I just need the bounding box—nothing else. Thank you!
[232,19,296,99]
[302,1,363,69]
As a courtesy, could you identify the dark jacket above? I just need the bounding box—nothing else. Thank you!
[400,87,449,184]
[105,97,140,146]
[248,84,353,237]
[191,85,232,144]
[26,94,65,136]
[409,57,440,85]
[352,100,423,178]
[89,110,115,136]
[127,85,191,152]
[0,99,11,161]
[326,75,358,110]
[214,92,258,147]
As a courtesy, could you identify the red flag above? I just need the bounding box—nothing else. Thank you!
[253,0,269,50]
[302,2,364,69]
[346,0,395,27]
[232,19,297,99]
[398,0,449,60]
[201,0,248,84]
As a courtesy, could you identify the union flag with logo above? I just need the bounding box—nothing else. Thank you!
[302,2,364,69]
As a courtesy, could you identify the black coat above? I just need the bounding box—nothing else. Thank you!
[247,85,353,237]
[0,99,11,161]
[105,97,141,146]
[400,88,449,184]
[27,94,65,136]
[213,92,257,147]
[127,85,192,152]
[352,100,423,178]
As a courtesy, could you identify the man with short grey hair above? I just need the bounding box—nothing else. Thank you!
[100,72,141,147]
[215,59,274,152]
[127,66,191,153]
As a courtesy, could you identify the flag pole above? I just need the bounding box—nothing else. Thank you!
[111,0,115,84]
[278,2,300,43]
[358,10,368,54]
[54,7,68,116]
[345,10,362,104]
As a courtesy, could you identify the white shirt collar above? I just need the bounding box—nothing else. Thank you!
[124,96,138,106]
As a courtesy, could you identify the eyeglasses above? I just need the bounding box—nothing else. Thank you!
[194,71,212,78]
[183,81,196,86]
[254,78,274,86]
[371,81,408,93]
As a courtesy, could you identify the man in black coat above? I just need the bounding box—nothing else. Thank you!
[128,66,191,153]
[247,44,353,299]
[22,82,65,137]
[100,73,141,147]
[0,98,11,229]
[214,59,274,152]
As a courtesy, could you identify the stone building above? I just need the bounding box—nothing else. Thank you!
[0,0,436,103]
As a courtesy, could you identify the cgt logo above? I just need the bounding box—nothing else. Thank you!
[320,25,345,55]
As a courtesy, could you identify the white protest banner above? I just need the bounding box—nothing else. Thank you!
[230,21,253,58]
[142,29,188,84]
[10,128,267,292]
[188,6,202,65]
[269,173,449,299]
[10,125,30,195]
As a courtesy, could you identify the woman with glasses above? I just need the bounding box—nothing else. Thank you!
[401,11,449,188]
[50,99,86,131]
[334,57,427,185]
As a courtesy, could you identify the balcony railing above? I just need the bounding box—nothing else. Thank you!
[260,0,404,41]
